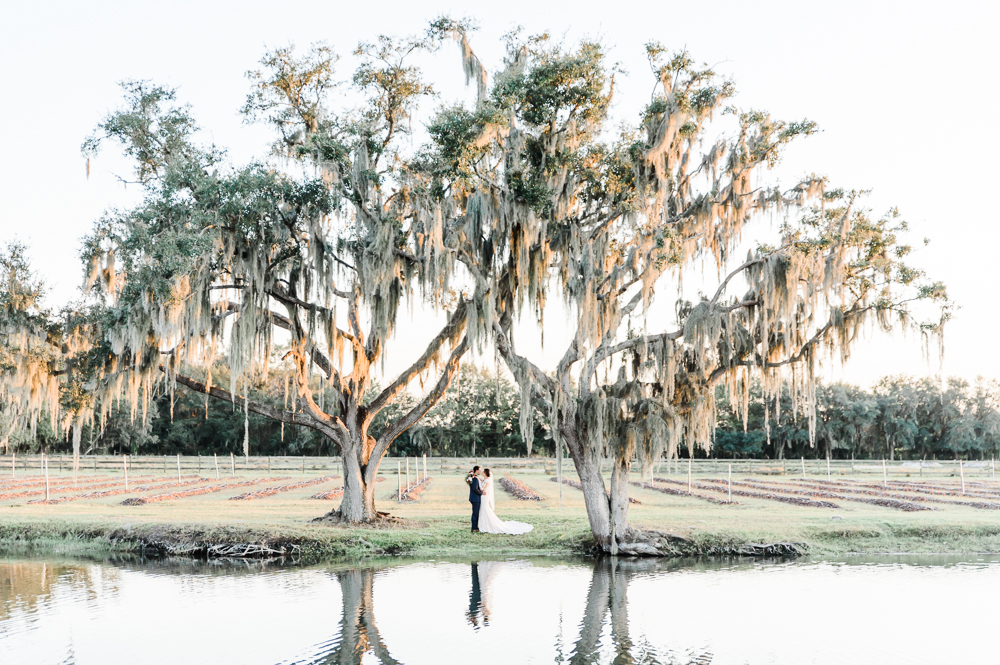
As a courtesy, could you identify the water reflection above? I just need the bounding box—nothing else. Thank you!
[2,554,999,664]
[324,569,397,665]
[1,560,116,623]
[567,559,713,665]
[467,562,485,628]
[290,558,711,665]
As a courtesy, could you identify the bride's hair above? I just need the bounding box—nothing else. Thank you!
[483,468,491,477]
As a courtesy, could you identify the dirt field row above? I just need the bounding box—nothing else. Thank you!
[4,469,1000,557]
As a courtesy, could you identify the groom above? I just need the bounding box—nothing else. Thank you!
[467,466,484,532]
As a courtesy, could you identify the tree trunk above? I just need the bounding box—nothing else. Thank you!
[565,427,614,550]
[563,419,698,555]
[330,568,399,665]
[317,430,394,524]
[608,454,632,545]
[561,420,642,553]
[570,562,611,665]
[72,423,82,474]
[607,560,634,664]
[335,438,379,523]
[170,370,398,524]
[571,559,662,665]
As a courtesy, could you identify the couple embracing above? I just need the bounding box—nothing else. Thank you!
[466,466,533,535]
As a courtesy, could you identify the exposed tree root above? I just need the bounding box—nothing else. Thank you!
[705,541,807,557]
[608,528,806,557]
[149,542,299,557]
[310,509,406,527]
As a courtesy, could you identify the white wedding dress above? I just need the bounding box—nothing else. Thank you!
[477,478,534,535]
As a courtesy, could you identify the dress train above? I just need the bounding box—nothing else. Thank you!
[476,478,534,535]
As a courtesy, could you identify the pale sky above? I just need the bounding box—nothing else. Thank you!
[1,0,997,388]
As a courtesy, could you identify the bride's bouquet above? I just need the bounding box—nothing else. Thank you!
[465,470,477,485]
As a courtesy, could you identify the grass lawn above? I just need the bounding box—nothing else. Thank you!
[3,466,1000,559]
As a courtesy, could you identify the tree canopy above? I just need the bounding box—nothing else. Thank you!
[396,26,951,552]
[0,18,951,542]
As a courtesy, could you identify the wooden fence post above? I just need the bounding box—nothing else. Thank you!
[230,452,235,478]
[728,464,732,503]
[397,461,401,502]
[44,454,49,501]
[423,454,427,480]
[827,457,831,480]
[687,457,692,494]
[176,454,181,482]
[11,452,14,478]
[123,455,128,491]
[882,458,887,488]
[960,459,965,494]
[992,457,996,482]
[802,457,806,479]
[406,457,410,489]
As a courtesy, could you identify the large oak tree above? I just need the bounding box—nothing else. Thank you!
[78,25,489,522]
[406,30,950,553]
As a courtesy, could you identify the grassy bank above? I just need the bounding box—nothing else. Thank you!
[3,471,1000,560]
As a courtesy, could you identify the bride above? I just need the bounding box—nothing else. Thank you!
[477,469,534,535]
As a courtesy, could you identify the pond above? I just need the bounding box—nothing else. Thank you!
[1,553,996,664]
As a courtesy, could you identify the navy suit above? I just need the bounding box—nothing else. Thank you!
[469,477,483,531]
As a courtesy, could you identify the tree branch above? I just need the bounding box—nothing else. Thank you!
[370,335,469,465]
[169,369,345,439]
[492,319,556,401]
[713,242,799,304]
[394,248,423,263]
[266,309,342,382]
[364,301,469,422]
[267,286,348,314]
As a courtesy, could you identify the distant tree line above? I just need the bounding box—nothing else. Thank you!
[5,370,998,462]
[2,364,539,459]
[714,376,1000,461]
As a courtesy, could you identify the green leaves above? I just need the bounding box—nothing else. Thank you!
[83,81,223,187]
[243,43,338,140]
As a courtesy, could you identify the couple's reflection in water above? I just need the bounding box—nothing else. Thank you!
[465,561,496,628]
[291,558,712,665]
